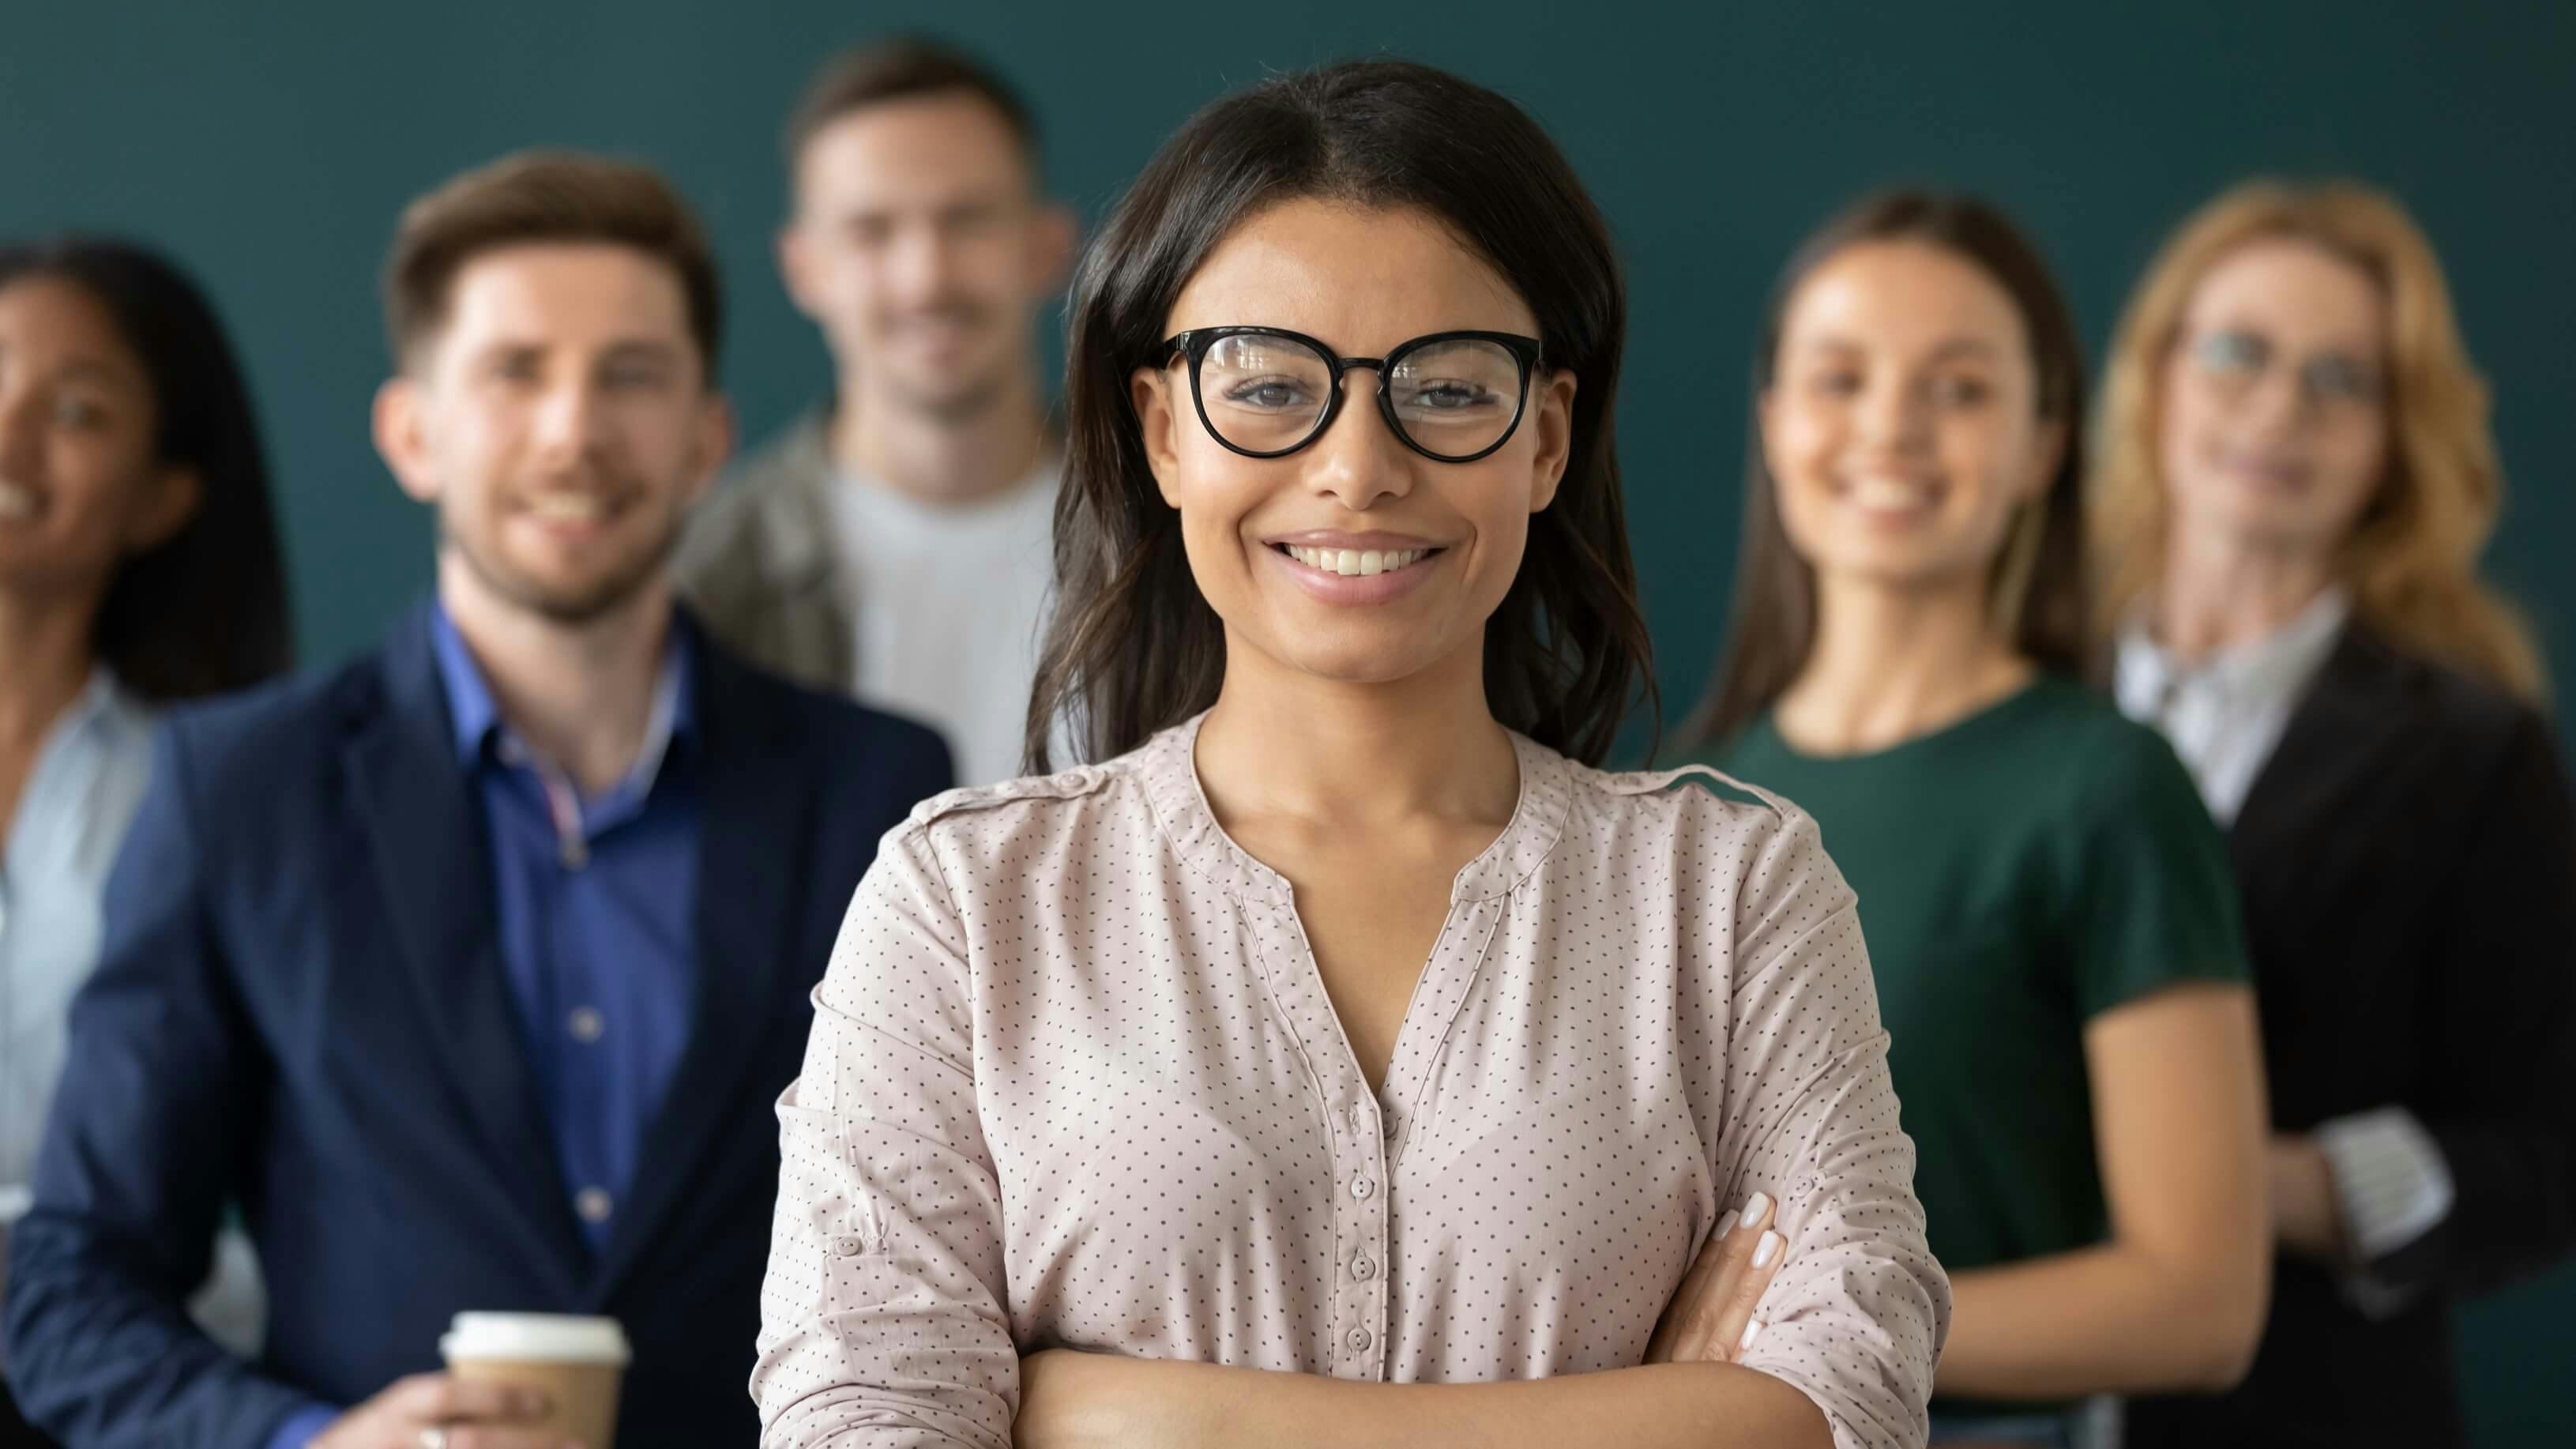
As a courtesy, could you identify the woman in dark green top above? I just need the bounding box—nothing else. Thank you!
[1681,194,2270,1447]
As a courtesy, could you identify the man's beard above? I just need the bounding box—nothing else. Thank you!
[439,497,683,627]
[868,300,1014,425]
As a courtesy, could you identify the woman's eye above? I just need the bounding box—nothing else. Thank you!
[2305,356,2382,404]
[1225,379,1310,410]
[51,397,108,429]
[2197,329,2268,374]
[1408,382,1493,411]
[1809,369,1862,397]
[1930,375,1991,407]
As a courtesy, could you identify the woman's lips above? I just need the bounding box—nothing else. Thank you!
[1268,541,1446,605]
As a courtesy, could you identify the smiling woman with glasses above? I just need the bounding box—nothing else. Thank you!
[754,57,1946,1449]
[2094,179,2576,1449]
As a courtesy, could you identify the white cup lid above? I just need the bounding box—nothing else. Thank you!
[440,1312,631,1366]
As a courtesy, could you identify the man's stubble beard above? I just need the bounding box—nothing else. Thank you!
[438,499,685,627]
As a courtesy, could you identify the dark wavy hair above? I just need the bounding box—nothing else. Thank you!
[1025,58,1653,770]
[0,238,292,700]
[1684,190,2090,750]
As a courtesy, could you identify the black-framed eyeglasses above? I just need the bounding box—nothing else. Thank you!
[1157,326,1545,463]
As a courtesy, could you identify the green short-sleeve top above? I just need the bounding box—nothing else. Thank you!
[1699,676,2248,1291]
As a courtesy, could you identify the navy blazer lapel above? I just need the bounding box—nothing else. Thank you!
[596,630,818,1293]
[341,605,588,1268]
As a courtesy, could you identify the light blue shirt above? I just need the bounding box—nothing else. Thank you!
[1,670,156,1209]
[3,672,269,1382]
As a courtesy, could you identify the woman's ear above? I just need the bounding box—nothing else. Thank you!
[1132,365,1185,509]
[2025,416,2069,503]
[1526,369,1578,514]
[122,462,202,554]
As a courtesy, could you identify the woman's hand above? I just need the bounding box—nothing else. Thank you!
[1646,1193,1790,1365]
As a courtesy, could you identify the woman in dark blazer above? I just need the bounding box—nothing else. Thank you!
[2091,178,2576,1449]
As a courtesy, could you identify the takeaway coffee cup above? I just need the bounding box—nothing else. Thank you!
[438,1312,630,1447]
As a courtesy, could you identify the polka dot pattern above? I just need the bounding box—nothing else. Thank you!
[754,715,1950,1448]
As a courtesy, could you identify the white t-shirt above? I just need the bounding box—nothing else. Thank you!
[825,461,1059,787]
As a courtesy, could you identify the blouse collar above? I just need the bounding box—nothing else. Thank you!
[1137,710,1574,906]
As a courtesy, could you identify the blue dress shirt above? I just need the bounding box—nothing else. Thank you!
[428,607,700,1258]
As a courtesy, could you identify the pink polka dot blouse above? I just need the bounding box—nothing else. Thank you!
[754,713,1950,1448]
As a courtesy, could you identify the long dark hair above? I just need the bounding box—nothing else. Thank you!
[0,238,292,700]
[1025,58,1654,770]
[1684,191,2089,751]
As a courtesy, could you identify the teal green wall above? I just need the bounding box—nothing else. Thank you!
[7,2,2571,1437]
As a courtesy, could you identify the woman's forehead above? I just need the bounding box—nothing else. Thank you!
[0,277,150,393]
[1164,199,1535,352]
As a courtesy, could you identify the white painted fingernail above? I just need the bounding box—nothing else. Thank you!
[1754,1230,1782,1267]
[1739,1317,1763,1352]
[1739,1192,1771,1229]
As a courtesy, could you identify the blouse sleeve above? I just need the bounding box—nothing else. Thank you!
[754,823,1018,1449]
[1694,786,1952,1449]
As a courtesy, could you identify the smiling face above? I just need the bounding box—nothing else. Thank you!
[2157,238,2390,559]
[0,273,199,610]
[782,91,1070,421]
[1129,200,1575,689]
[1762,239,2062,599]
[374,242,731,626]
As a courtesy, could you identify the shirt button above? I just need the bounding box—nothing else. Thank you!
[833,1234,866,1257]
[575,1187,614,1225]
[567,1007,605,1043]
[1351,1178,1375,1200]
[1346,1327,1374,1352]
[1351,1254,1376,1280]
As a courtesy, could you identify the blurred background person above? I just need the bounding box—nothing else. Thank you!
[3,153,950,1449]
[679,36,1076,785]
[1681,192,2270,1447]
[0,237,292,1443]
[2100,179,2576,1449]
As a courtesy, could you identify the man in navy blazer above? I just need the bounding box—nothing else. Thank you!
[3,152,953,1449]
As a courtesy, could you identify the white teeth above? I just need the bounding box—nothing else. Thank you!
[0,482,36,520]
[1285,544,1429,575]
[528,493,608,521]
[1852,478,1936,513]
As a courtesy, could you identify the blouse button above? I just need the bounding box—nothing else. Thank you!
[1347,1327,1374,1352]
[1351,1177,1375,1200]
[833,1234,866,1257]
[1351,1254,1376,1280]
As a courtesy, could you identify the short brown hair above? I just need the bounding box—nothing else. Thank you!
[784,37,1039,178]
[383,149,724,377]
